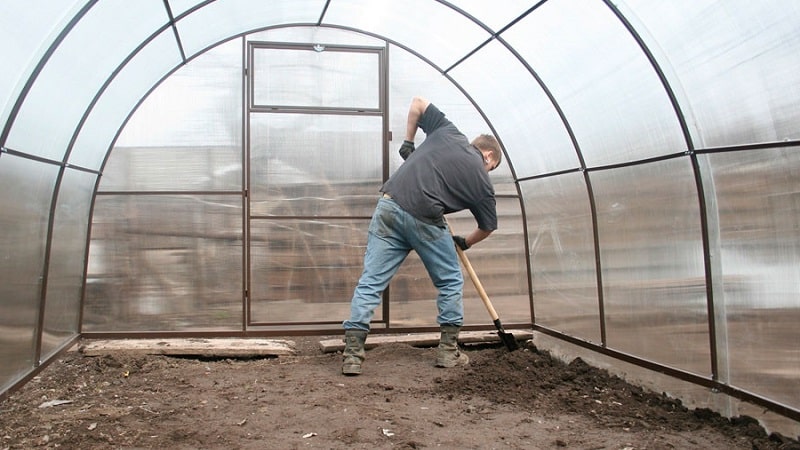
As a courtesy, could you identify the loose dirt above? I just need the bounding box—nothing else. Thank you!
[1,336,798,449]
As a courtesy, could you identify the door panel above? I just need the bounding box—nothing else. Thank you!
[247,43,385,326]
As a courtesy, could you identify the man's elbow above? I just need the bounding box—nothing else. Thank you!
[474,228,493,243]
[411,96,430,112]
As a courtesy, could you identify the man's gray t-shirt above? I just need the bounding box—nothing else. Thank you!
[381,103,497,231]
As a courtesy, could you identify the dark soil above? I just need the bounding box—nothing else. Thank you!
[1,336,798,449]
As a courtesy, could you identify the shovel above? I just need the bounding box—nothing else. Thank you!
[450,230,519,352]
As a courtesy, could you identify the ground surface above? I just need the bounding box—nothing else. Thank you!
[2,336,798,450]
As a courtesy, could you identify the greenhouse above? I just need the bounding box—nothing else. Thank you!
[1,0,798,445]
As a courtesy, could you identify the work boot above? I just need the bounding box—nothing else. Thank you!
[342,329,367,375]
[435,325,469,368]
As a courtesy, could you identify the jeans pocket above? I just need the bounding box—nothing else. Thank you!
[414,217,446,242]
[369,203,395,238]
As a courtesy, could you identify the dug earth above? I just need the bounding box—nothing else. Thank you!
[1,336,798,449]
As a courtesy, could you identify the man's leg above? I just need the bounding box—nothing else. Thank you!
[412,221,468,367]
[342,199,410,374]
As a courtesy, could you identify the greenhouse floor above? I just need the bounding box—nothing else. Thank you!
[0,335,796,449]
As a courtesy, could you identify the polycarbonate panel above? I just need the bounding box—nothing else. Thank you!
[0,0,85,129]
[166,0,201,18]
[710,148,800,410]
[249,219,368,324]
[100,41,243,191]
[594,158,709,374]
[102,145,242,192]
[503,0,685,168]
[248,200,528,327]
[247,25,385,47]
[521,173,599,342]
[249,114,383,217]
[623,0,800,147]
[83,194,243,332]
[5,0,168,161]
[389,46,504,190]
[69,28,185,170]
[252,46,380,109]
[41,168,96,359]
[324,0,491,70]
[387,44,517,195]
[448,0,535,32]
[451,201,529,326]
[384,250,439,329]
[176,0,326,59]
[390,207,529,329]
[392,205,528,330]
[450,39,579,178]
[0,155,58,389]
[115,38,240,149]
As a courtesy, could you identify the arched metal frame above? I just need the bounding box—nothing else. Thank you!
[0,0,797,424]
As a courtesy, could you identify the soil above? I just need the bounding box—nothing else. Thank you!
[1,336,798,450]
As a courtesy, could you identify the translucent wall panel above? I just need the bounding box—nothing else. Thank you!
[103,145,241,192]
[83,194,243,332]
[41,168,96,360]
[387,44,517,195]
[388,204,530,330]
[386,251,440,329]
[249,201,529,329]
[249,114,383,217]
[249,219,367,325]
[521,173,599,342]
[70,29,186,170]
[247,26,385,48]
[167,0,201,18]
[624,0,800,147]
[0,0,85,129]
[324,0,491,70]
[252,46,380,110]
[451,200,530,326]
[450,39,579,178]
[6,0,168,161]
[100,40,240,186]
[391,203,529,329]
[448,0,535,32]
[710,148,800,410]
[594,158,709,374]
[503,0,685,167]
[0,156,58,389]
[175,0,326,59]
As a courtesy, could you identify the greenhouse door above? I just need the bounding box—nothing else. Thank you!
[246,42,388,330]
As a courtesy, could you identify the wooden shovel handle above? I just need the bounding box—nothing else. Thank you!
[451,233,501,322]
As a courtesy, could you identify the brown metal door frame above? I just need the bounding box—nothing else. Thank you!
[243,40,388,329]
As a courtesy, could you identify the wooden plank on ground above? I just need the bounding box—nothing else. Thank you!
[319,330,533,353]
[79,338,296,357]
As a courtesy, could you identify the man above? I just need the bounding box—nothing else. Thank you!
[342,96,502,375]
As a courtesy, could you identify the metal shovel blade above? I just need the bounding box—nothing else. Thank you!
[494,319,520,352]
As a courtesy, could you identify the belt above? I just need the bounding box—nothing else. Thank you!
[382,193,392,199]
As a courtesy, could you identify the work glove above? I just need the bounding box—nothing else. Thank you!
[452,235,470,251]
[399,140,415,160]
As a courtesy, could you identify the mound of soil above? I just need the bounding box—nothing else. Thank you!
[1,337,798,449]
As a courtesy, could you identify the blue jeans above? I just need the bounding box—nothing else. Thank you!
[343,198,464,332]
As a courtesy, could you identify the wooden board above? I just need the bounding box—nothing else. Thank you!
[79,338,296,357]
[318,330,533,353]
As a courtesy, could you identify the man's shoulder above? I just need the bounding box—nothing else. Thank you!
[420,103,452,133]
